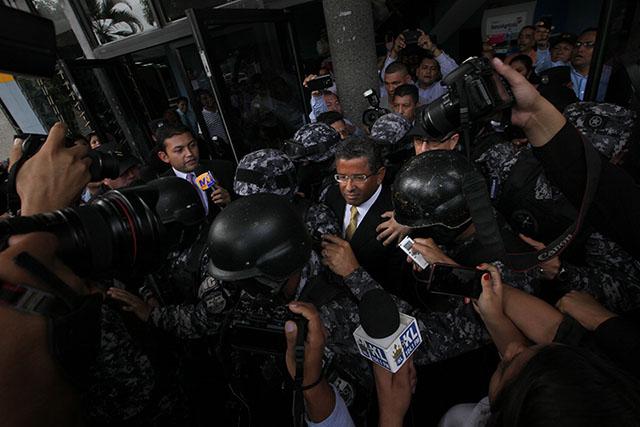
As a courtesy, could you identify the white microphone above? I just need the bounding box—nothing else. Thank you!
[353,289,423,373]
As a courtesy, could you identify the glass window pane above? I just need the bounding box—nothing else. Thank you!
[159,0,230,22]
[31,0,84,59]
[86,0,158,44]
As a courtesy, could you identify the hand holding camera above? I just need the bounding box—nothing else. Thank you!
[16,123,91,215]
[284,301,336,423]
[491,57,567,147]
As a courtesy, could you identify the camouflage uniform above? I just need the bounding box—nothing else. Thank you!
[369,113,414,182]
[288,122,341,163]
[147,225,230,339]
[85,303,189,425]
[233,148,297,199]
[233,148,341,237]
[564,102,637,160]
[477,137,640,314]
[286,123,341,201]
[344,266,492,364]
[370,112,412,147]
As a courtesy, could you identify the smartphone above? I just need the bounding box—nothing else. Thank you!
[426,263,483,299]
[306,75,333,92]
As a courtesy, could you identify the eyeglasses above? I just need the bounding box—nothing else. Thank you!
[575,41,596,49]
[334,172,378,183]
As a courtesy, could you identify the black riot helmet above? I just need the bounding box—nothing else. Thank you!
[393,150,473,238]
[207,194,312,287]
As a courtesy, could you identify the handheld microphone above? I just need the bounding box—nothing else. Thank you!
[353,289,423,372]
[194,165,217,193]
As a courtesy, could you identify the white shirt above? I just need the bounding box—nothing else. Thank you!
[172,167,209,215]
[342,185,382,238]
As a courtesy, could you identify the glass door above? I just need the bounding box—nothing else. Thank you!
[186,8,308,162]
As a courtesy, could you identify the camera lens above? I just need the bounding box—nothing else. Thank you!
[0,177,205,279]
[88,151,120,181]
[419,93,460,140]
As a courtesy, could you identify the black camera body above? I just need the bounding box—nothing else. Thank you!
[362,88,390,128]
[224,291,307,355]
[418,56,514,141]
[18,133,120,182]
[306,75,333,92]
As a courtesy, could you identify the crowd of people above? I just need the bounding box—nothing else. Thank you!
[1,14,640,427]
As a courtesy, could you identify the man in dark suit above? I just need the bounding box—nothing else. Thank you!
[156,124,234,218]
[321,138,406,294]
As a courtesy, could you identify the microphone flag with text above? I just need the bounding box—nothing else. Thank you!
[353,289,423,373]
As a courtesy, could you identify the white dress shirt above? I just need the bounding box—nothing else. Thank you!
[342,185,382,238]
[172,167,209,215]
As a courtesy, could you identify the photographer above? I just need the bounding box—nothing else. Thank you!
[0,123,190,425]
[375,264,640,426]
[206,194,372,422]
[284,301,355,426]
[475,106,640,316]
[492,57,640,259]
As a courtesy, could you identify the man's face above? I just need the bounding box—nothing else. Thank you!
[572,31,597,69]
[324,94,342,114]
[384,71,411,98]
[330,119,349,140]
[413,133,459,155]
[551,41,574,63]
[336,157,385,207]
[199,93,216,110]
[392,95,417,123]
[518,27,535,52]
[177,100,188,113]
[158,132,200,173]
[104,165,140,190]
[89,135,101,149]
[416,58,440,87]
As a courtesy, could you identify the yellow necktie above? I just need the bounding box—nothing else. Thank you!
[345,206,359,240]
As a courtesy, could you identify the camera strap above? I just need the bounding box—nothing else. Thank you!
[464,134,601,271]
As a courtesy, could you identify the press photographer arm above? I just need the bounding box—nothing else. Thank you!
[493,57,640,259]
[285,301,355,426]
[0,232,88,426]
[14,122,91,215]
[373,358,416,427]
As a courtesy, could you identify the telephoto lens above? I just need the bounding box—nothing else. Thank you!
[0,177,206,278]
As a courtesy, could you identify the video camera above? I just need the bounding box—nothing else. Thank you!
[417,56,514,154]
[0,177,206,279]
[362,88,391,128]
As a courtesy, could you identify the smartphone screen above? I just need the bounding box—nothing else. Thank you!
[426,263,483,299]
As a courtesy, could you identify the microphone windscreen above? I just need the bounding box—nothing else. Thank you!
[358,289,400,339]
[193,165,216,190]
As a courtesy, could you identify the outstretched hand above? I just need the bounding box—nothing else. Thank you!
[491,58,566,147]
[374,358,417,427]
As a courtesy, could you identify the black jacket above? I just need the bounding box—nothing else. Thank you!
[533,123,640,259]
[162,159,236,219]
[324,184,407,294]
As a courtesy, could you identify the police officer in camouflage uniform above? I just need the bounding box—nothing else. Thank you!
[283,122,341,201]
[233,148,341,237]
[369,112,413,184]
[207,194,371,422]
[475,102,640,314]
